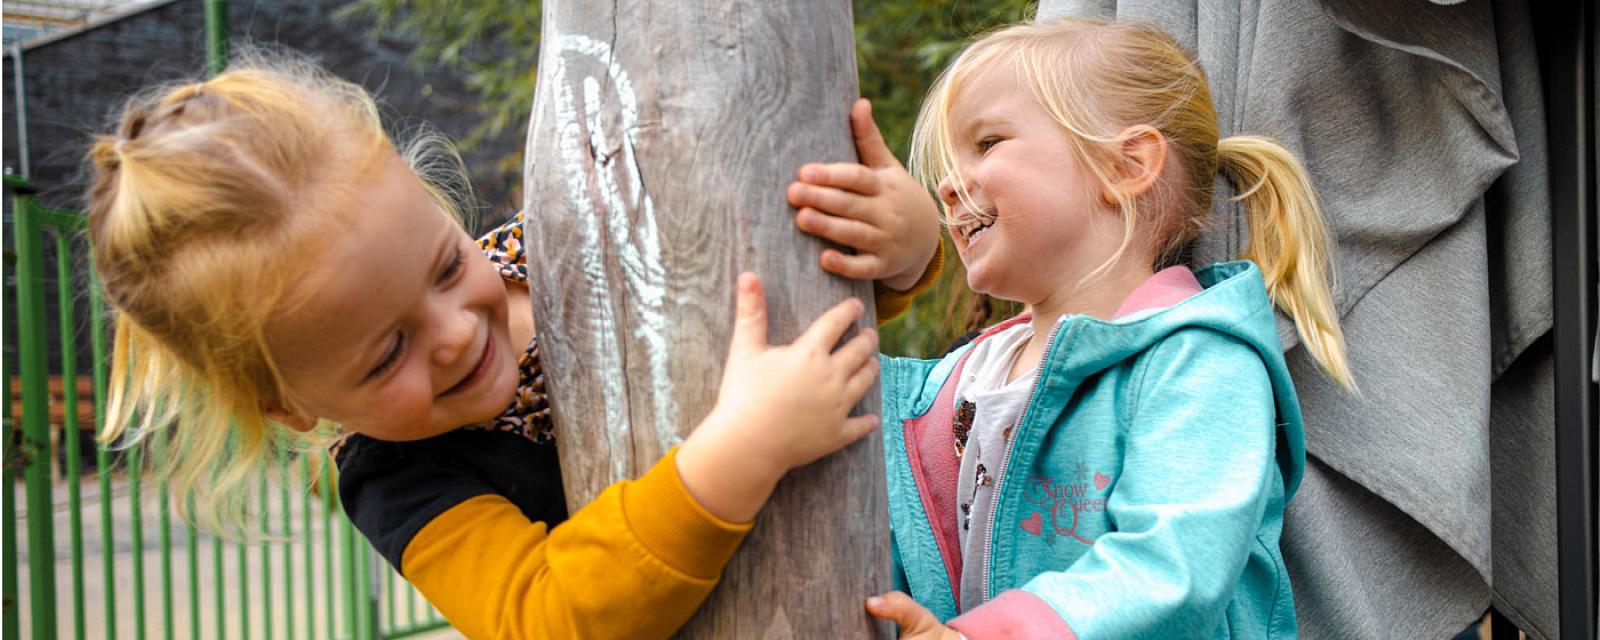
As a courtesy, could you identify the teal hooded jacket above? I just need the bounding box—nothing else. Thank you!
[881,262,1305,640]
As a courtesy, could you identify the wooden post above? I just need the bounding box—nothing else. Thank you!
[521,1,891,637]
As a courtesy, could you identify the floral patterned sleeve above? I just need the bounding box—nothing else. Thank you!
[477,211,529,284]
[473,210,552,445]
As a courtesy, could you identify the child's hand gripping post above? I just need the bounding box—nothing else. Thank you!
[789,98,941,291]
[676,273,882,524]
[867,592,963,640]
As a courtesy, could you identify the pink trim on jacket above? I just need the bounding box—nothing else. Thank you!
[901,315,1031,608]
[1112,266,1203,319]
[948,590,1079,640]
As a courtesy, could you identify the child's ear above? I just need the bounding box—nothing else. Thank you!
[261,404,318,432]
[1100,125,1169,205]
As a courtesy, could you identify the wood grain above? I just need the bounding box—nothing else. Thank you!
[521,1,892,637]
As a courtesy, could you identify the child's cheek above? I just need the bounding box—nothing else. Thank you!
[377,375,434,429]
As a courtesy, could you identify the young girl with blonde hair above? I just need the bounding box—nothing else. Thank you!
[864,17,1354,639]
[86,55,942,638]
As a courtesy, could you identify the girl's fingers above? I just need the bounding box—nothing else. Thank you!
[833,328,879,373]
[796,207,883,251]
[727,273,769,355]
[865,591,940,631]
[789,179,881,223]
[797,161,882,196]
[841,414,881,443]
[843,353,880,402]
[820,249,886,281]
[850,98,899,169]
[796,297,865,353]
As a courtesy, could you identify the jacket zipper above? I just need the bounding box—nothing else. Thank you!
[980,320,1066,601]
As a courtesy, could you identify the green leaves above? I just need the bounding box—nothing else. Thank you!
[337,0,543,149]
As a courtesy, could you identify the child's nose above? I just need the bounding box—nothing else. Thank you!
[936,176,960,206]
[432,307,478,369]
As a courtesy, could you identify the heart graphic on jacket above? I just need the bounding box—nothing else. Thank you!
[1021,511,1043,536]
[1094,472,1111,491]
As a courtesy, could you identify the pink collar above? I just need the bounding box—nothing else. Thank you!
[1112,266,1202,318]
[975,266,1204,343]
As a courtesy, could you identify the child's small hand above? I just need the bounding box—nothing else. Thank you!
[677,273,881,523]
[788,98,941,292]
[866,592,963,640]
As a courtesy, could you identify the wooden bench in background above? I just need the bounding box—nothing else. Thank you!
[8,374,97,428]
[7,375,101,479]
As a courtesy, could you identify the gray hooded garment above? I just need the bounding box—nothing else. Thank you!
[1034,1,1556,638]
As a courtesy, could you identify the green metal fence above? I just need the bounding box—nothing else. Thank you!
[3,178,454,639]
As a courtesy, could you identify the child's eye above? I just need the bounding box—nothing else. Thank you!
[368,333,405,379]
[977,137,1002,153]
[436,249,464,285]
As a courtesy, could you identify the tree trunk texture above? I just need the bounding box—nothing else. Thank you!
[521,2,891,638]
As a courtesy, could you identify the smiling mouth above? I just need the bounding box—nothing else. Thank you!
[441,332,494,397]
[954,210,997,244]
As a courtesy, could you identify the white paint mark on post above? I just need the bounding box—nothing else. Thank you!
[552,34,682,457]
[553,61,633,482]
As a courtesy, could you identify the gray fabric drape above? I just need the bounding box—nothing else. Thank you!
[1034,1,1555,637]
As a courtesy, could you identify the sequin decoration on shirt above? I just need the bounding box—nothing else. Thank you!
[954,399,976,459]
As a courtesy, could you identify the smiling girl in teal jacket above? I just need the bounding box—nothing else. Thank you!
[865,18,1358,640]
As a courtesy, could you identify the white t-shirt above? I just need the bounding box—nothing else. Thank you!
[952,320,1043,610]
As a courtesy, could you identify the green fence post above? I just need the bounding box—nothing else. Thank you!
[205,0,228,76]
[322,464,336,640]
[186,502,198,640]
[404,561,415,627]
[14,192,59,640]
[237,532,249,640]
[281,466,293,640]
[156,443,171,640]
[259,475,271,640]
[303,459,315,640]
[5,247,23,640]
[128,444,145,640]
[212,534,224,640]
[88,267,115,640]
[360,541,377,640]
[380,557,391,634]
[56,234,86,640]
[341,513,358,640]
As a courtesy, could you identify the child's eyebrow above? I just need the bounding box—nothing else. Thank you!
[426,231,454,281]
[960,115,1008,140]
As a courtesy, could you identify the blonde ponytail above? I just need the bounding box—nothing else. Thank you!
[103,318,315,538]
[1218,136,1355,392]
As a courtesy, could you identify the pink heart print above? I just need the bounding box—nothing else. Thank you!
[1021,511,1043,536]
[1094,472,1111,491]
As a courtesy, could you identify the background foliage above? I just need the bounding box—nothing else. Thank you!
[339,0,1035,357]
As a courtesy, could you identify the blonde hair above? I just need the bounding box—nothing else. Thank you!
[910,18,1354,391]
[87,54,473,535]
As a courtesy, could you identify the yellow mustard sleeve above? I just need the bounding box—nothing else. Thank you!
[875,239,946,323]
[400,446,752,640]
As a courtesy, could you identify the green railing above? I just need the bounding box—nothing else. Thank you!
[3,177,454,639]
